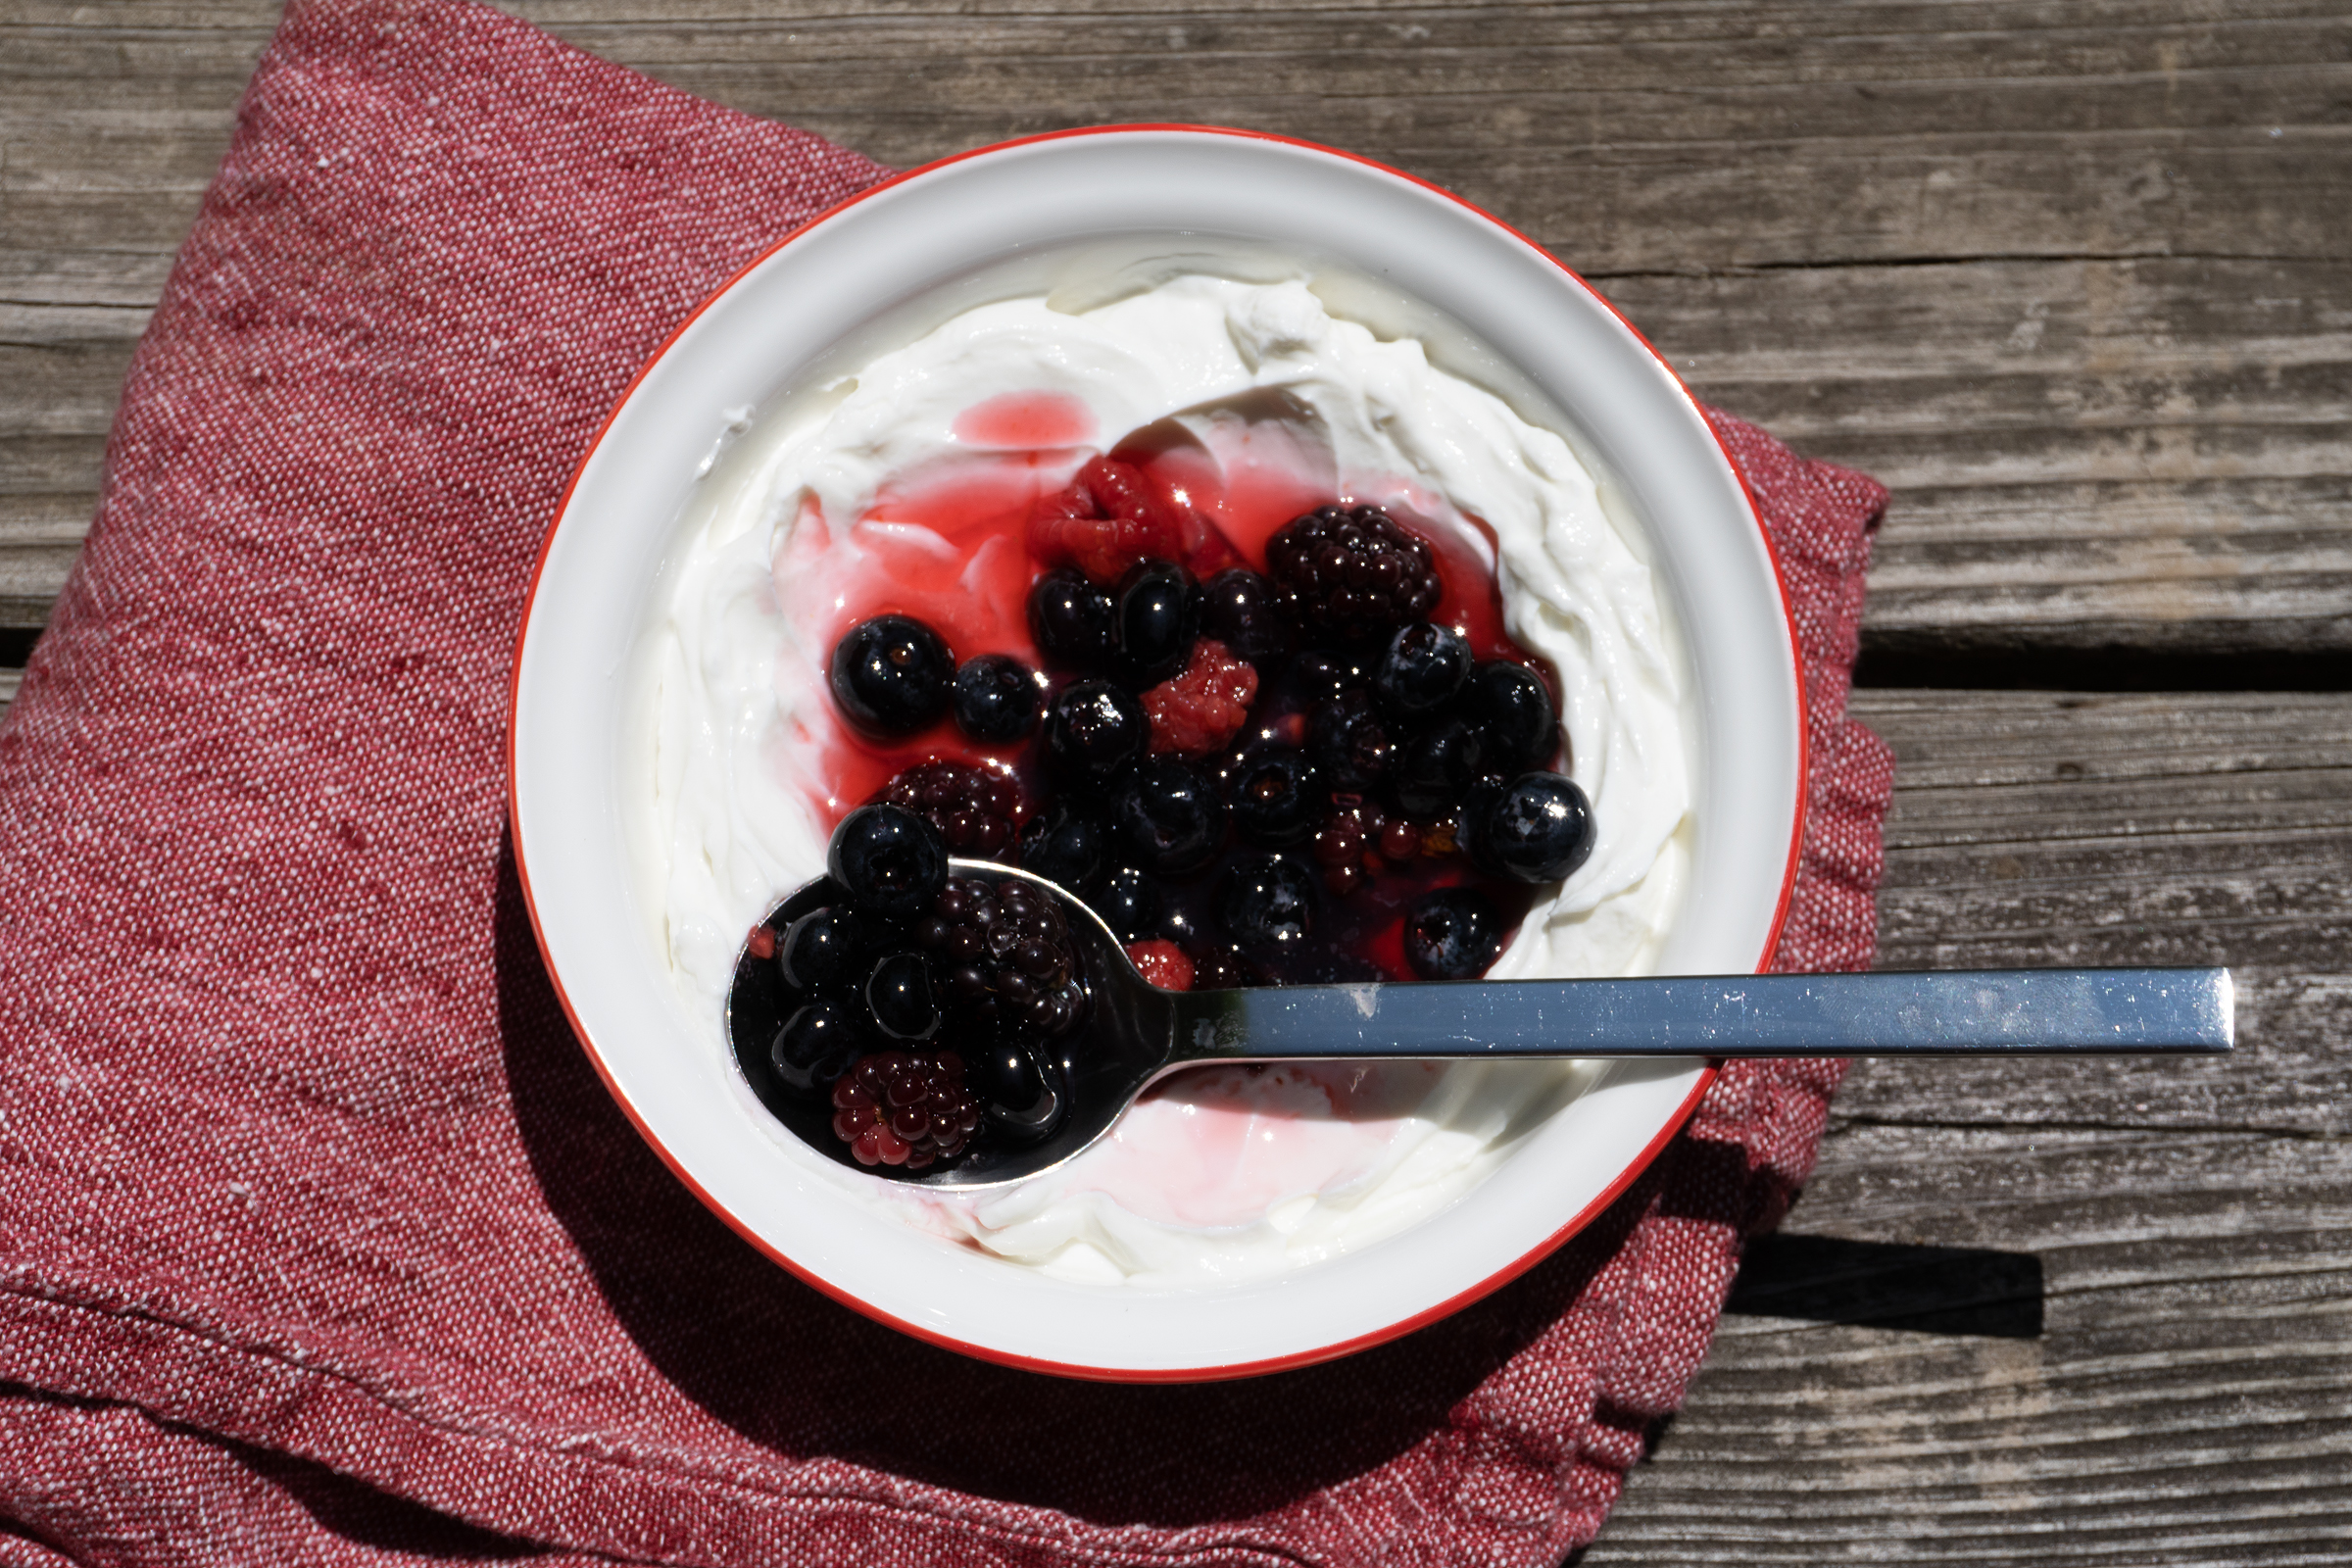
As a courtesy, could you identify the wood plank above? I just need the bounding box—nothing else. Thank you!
[4,0,2348,651]
[1590,687,2352,1563]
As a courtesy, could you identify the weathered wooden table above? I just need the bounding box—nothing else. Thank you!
[5,2,2346,1560]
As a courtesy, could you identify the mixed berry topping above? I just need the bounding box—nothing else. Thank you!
[744,451,1603,1176]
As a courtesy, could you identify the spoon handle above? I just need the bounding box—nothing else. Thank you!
[1167,968,2233,1060]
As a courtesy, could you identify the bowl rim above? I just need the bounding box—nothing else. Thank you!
[507,122,1807,1382]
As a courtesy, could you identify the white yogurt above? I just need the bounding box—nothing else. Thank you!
[631,270,1692,1286]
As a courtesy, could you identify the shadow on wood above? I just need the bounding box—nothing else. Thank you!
[1725,1234,2045,1339]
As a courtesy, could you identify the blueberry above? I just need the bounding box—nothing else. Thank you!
[1114,756,1229,876]
[1309,691,1394,792]
[828,615,955,736]
[1402,888,1503,980]
[1372,621,1472,720]
[1466,662,1558,770]
[862,951,941,1042]
[1116,560,1199,684]
[1386,715,1487,818]
[777,905,864,992]
[969,1040,1066,1142]
[1044,679,1148,778]
[1017,801,1109,897]
[826,803,949,918]
[1219,854,1317,955]
[1229,747,1320,848]
[770,996,860,1095]
[1158,901,1207,950]
[953,653,1042,744]
[1098,864,1163,943]
[1028,569,1117,671]
[1200,568,1294,666]
[1461,770,1596,884]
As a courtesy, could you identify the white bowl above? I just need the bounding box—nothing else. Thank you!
[510,126,1804,1381]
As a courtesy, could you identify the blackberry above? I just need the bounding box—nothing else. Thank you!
[1264,505,1441,644]
[914,875,1089,1042]
[829,614,956,735]
[954,653,1043,744]
[830,1050,981,1169]
[1402,888,1503,980]
[873,760,1019,859]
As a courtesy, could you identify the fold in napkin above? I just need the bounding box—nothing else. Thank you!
[0,2,1891,1561]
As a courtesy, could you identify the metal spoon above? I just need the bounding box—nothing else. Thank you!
[728,859,2233,1189]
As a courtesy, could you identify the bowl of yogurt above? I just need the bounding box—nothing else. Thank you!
[511,126,1805,1379]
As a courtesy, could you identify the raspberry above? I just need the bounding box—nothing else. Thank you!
[1264,505,1442,643]
[914,875,1088,1041]
[1125,939,1196,991]
[1142,639,1258,757]
[1028,456,1186,583]
[872,760,1019,858]
[830,1050,981,1169]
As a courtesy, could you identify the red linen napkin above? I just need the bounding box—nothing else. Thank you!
[0,1,1892,1561]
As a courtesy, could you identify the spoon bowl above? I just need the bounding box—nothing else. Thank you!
[730,860,2233,1189]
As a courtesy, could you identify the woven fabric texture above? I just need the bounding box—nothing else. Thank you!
[0,1,1892,1563]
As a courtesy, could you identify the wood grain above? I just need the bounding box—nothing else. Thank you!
[3,0,2348,647]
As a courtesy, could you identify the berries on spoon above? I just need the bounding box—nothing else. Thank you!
[829,614,955,735]
[954,653,1043,743]
[1402,887,1503,980]
[777,905,864,992]
[865,951,942,1042]
[827,803,949,919]
[1460,771,1597,884]
[770,996,861,1095]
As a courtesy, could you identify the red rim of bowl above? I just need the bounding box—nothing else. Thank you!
[507,122,1809,1383]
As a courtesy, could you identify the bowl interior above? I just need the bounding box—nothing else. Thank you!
[511,128,1801,1379]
